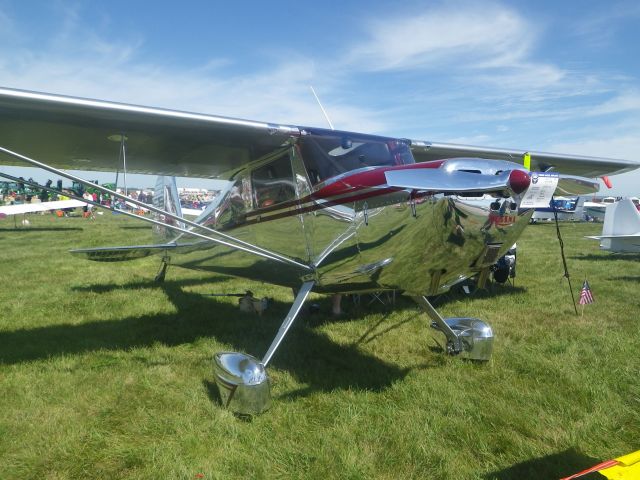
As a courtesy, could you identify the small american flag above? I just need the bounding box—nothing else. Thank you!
[579,280,594,305]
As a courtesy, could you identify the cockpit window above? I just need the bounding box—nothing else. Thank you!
[252,154,296,208]
[299,130,415,185]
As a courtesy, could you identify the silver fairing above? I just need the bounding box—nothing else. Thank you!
[169,146,530,296]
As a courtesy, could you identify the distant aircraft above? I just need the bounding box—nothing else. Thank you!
[1,86,638,413]
[583,196,618,221]
[586,198,640,252]
[0,199,86,217]
[531,196,584,223]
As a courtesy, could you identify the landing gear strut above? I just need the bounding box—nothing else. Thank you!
[413,296,494,361]
[212,280,315,415]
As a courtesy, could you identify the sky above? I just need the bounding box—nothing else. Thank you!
[1,0,639,194]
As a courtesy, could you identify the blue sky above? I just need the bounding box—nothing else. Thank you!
[1,0,639,194]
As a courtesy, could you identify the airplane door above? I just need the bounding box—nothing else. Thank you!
[249,150,308,262]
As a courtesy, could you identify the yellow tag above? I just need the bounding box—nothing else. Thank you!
[523,152,531,171]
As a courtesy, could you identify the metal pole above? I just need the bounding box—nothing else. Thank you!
[121,136,127,200]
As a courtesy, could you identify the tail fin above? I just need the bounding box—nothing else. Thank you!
[602,199,640,236]
[152,176,184,242]
[587,198,640,252]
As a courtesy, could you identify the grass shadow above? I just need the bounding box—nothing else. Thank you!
[1,279,410,396]
[354,315,414,346]
[303,294,418,327]
[71,276,227,294]
[485,448,603,480]
[202,379,222,405]
[608,275,640,282]
[572,253,640,261]
[430,284,526,308]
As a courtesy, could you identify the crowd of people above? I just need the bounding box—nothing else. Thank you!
[1,179,220,219]
[178,189,217,210]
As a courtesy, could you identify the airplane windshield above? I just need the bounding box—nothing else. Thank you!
[299,130,414,185]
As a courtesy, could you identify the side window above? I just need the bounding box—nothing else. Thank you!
[252,154,296,208]
[299,131,414,185]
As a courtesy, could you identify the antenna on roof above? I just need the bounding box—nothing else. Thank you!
[309,86,335,130]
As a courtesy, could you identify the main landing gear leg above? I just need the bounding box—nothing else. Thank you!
[412,296,494,361]
[212,280,315,415]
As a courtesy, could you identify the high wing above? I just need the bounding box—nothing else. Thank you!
[0,87,299,178]
[0,199,86,216]
[410,140,638,178]
[0,86,638,179]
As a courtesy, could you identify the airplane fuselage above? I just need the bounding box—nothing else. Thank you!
[168,129,532,295]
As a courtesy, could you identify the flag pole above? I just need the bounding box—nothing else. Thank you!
[553,197,579,315]
[580,275,586,317]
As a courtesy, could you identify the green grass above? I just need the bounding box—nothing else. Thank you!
[1,213,638,479]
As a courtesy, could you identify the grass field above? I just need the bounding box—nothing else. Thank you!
[1,212,638,479]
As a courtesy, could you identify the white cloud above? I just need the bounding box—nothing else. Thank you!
[473,63,567,91]
[549,134,640,162]
[350,3,532,71]
[585,91,640,116]
[344,1,608,115]
[0,10,386,133]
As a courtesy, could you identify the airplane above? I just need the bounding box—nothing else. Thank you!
[0,198,88,226]
[583,196,618,221]
[584,196,640,222]
[586,198,640,253]
[0,198,87,216]
[530,196,584,223]
[1,86,639,414]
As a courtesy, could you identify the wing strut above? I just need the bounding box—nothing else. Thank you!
[0,168,310,272]
[0,146,312,271]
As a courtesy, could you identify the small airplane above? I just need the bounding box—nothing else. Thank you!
[0,198,88,226]
[0,198,87,217]
[586,198,640,253]
[530,196,583,223]
[1,86,639,414]
[583,196,618,221]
